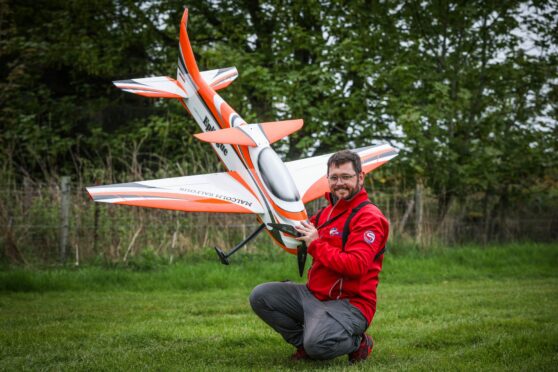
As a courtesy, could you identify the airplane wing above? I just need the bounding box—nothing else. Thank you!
[285,144,399,204]
[86,171,264,214]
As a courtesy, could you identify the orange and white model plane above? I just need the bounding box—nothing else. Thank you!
[86,9,398,275]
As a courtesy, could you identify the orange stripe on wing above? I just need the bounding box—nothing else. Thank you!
[115,199,254,214]
[212,81,233,91]
[194,198,230,204]
[362,161,386,174]
[132,91,182,98]
[360,147,395,163]
[92,190,251,208]
[115,84,165,92]
[92,190,208,201]
[302,176,329,204]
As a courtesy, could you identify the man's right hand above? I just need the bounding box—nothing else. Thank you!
[295,221,318,246]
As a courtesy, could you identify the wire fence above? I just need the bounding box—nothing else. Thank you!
[1,178,556,265]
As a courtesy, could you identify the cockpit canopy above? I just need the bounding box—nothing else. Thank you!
[258,148,301,202]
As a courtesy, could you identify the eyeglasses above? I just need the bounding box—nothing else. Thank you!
[327,174,357,183]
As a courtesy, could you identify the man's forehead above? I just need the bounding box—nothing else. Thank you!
[328,161,355,173]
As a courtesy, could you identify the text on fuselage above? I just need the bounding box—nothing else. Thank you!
[203,116,228,156]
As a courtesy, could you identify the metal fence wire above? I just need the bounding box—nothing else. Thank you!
[1,178,556,264]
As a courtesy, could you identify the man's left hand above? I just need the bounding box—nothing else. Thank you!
[295,221,318,246]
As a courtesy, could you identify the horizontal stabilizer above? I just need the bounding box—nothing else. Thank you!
[200,67,238,91]
[259,119,303,143]
[114,76,189,98]
[194,119,303,147]
[194,126,257,147]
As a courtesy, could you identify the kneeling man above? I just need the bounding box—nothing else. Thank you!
[250,150,389,363]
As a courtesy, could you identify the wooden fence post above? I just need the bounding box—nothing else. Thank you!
[59,176,70,263]
[397,198,415,236]
[415,182,423,245]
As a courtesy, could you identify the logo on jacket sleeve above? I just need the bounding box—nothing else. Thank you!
[330,227,340,236]
[364,230,376,244]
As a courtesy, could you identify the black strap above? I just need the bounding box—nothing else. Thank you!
[340,201,387,261]
[317,210,347,230]
[374,247,386,260]
[313,205,349,231]
[341,201,372,251]
[314,207,326,227]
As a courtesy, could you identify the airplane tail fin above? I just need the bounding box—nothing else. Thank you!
[177,9,201,82]
[194,119,303,147]
[177,9,238,91]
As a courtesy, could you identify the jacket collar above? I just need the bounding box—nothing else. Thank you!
[325,187,369,211]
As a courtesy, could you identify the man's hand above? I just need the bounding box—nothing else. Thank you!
[295,221,319,246]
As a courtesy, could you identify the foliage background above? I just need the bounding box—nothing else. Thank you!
[1,0,557,263]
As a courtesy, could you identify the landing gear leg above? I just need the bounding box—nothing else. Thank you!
[214,223,265,265]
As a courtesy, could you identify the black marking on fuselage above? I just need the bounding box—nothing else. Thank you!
[177,70,185,82]
[177,52,187,76]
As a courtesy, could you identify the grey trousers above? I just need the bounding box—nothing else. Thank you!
[249,281,367,360]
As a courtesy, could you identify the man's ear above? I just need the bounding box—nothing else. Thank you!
[358,171,365,184]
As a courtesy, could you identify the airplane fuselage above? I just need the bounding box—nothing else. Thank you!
[176,71,307,252]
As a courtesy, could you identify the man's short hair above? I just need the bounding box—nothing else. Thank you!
[327,150,362,175]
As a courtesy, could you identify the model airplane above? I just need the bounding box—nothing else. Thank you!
[86,8,398,276]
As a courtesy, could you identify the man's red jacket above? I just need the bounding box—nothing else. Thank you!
[307,187,389,326]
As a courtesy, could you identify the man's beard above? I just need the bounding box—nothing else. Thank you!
[333,181,361,201]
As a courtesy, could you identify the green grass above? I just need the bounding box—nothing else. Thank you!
[1,243,557,371]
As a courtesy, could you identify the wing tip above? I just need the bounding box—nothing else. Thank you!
[85,187,94,201]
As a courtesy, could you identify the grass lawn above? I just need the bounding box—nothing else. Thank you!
[1,243,557,371]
